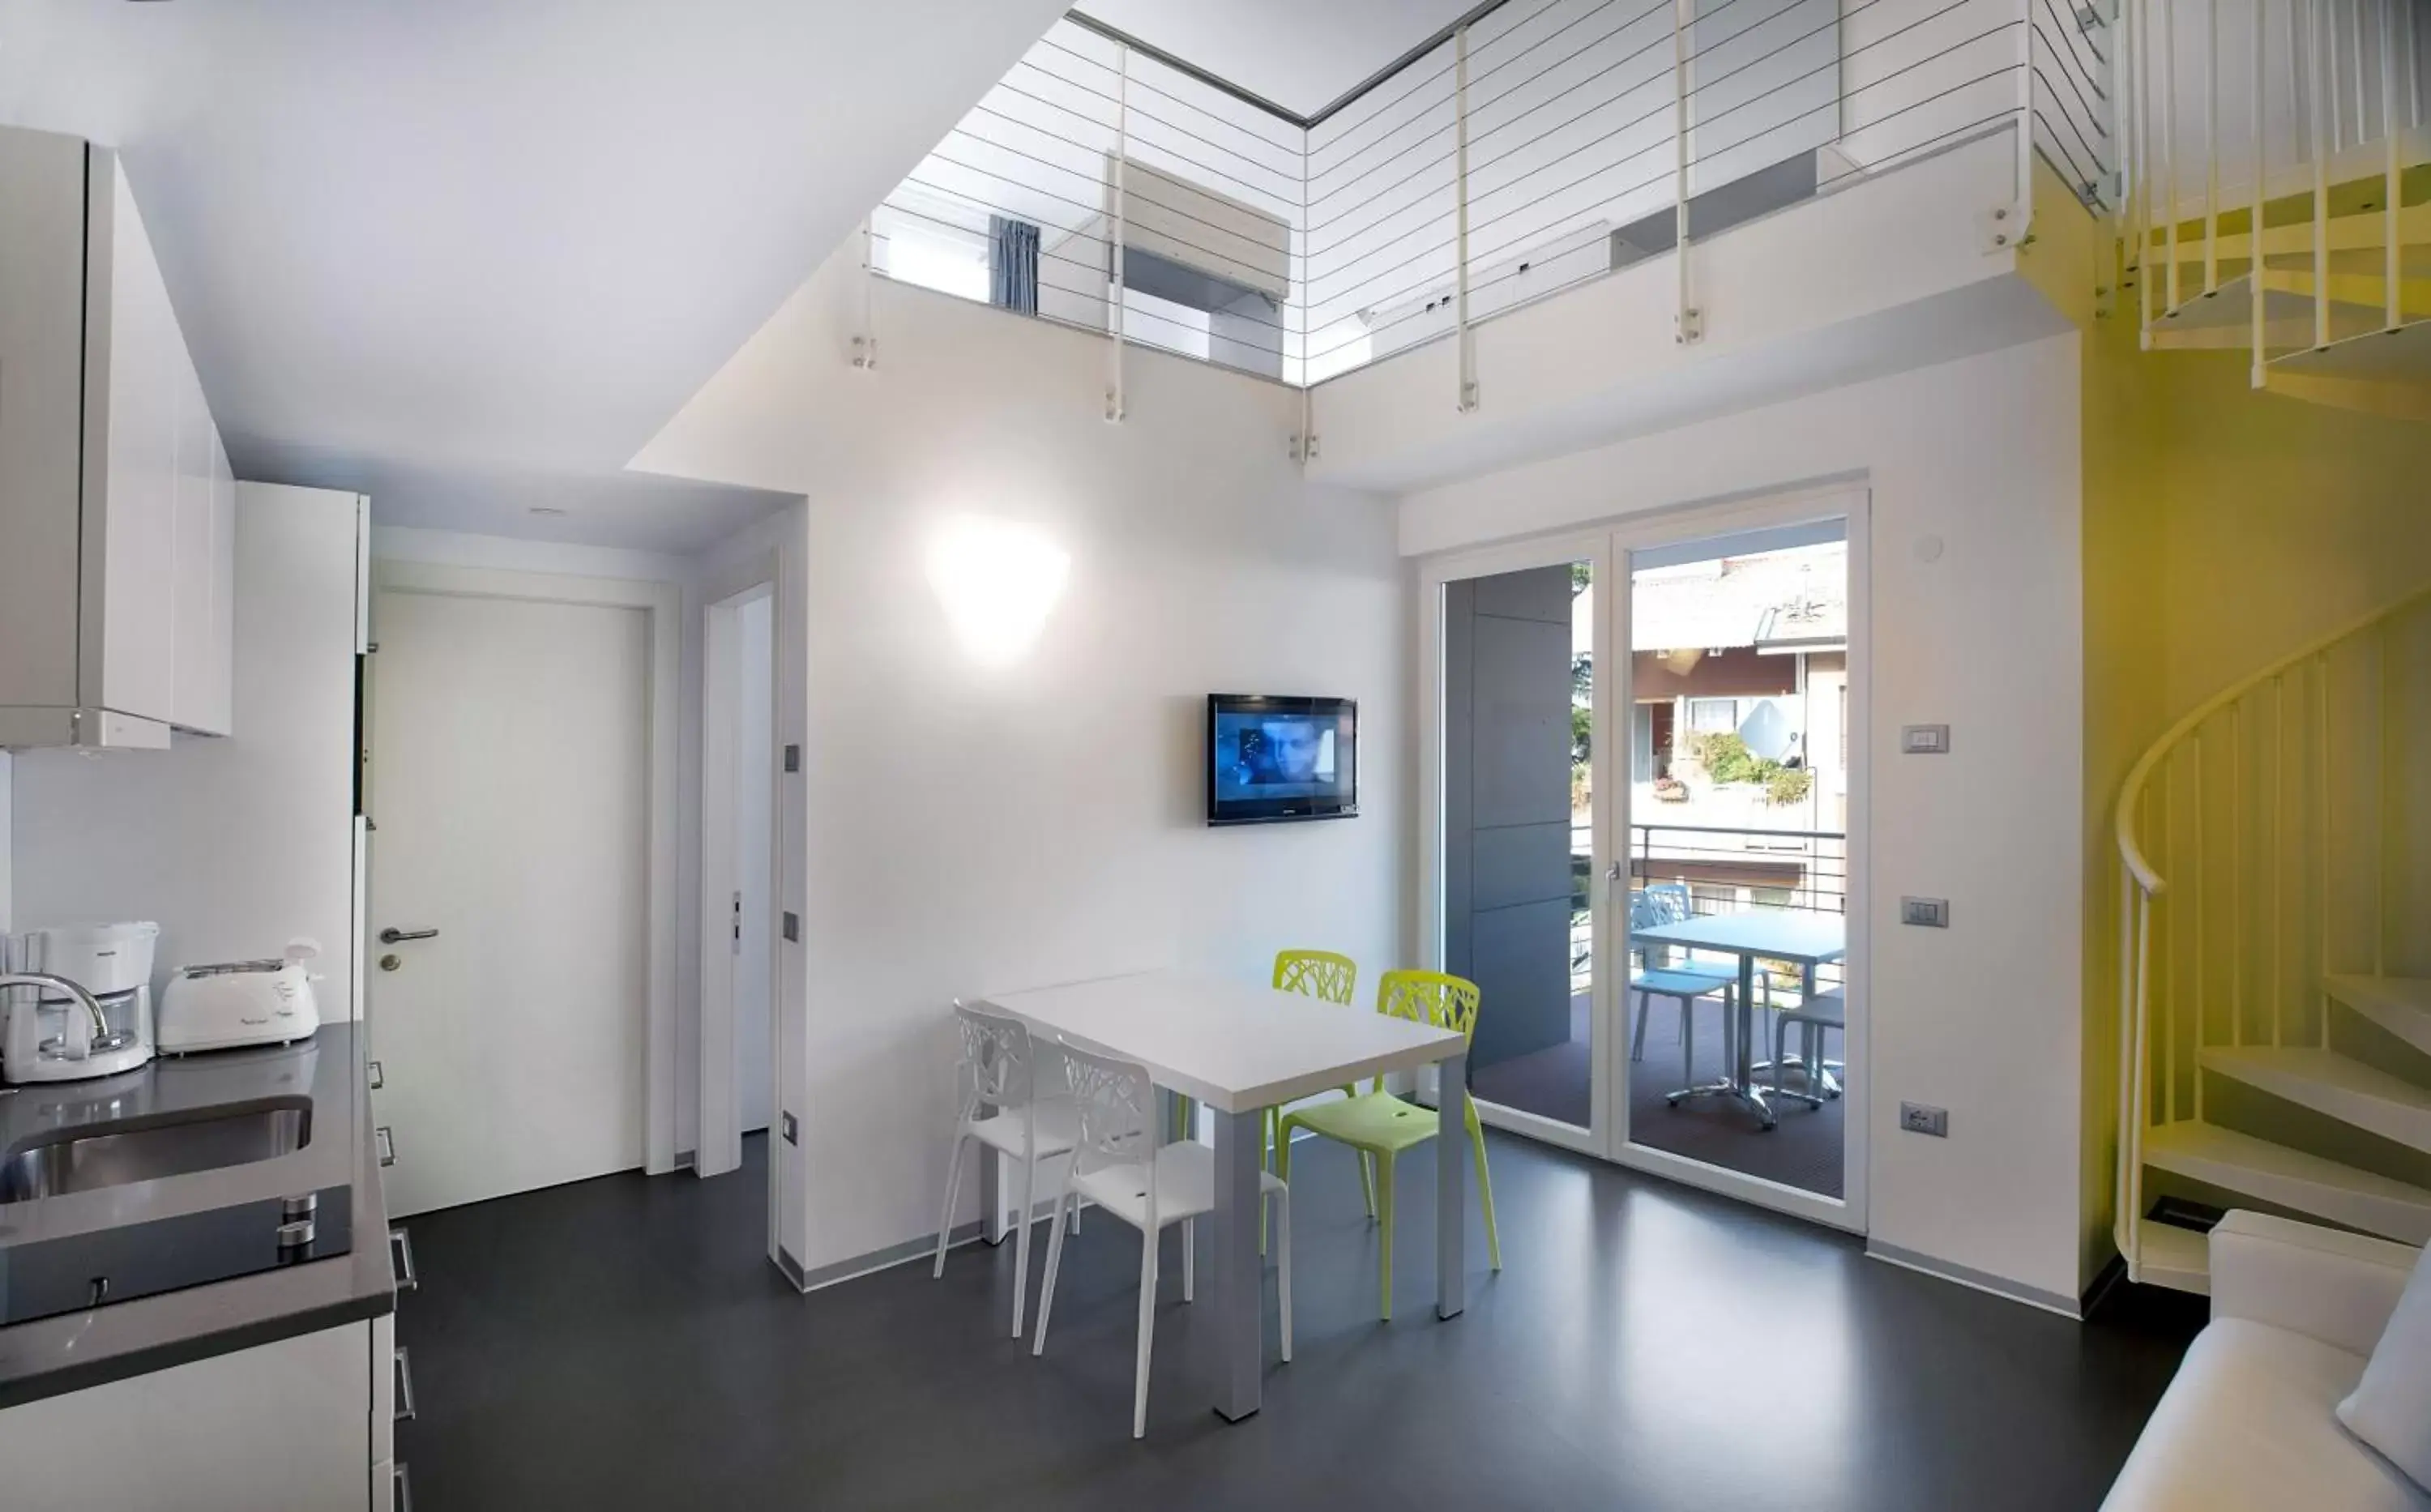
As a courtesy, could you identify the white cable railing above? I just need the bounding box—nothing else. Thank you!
[868,0,2113,395]
[2111,583,2431,1281]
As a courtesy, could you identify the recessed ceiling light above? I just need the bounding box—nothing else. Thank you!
[529,506,568,516]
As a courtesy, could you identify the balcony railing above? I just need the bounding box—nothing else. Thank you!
[1570,821,1848,992]
[868,0,2113,395]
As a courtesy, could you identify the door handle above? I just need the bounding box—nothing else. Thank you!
[378,928,438,945]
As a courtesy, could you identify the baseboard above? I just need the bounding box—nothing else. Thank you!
[1866,1241,2083,1319]
[2078,1250,2130,1319]
[792,1194,1075,1295]
[774,1244,807,1292]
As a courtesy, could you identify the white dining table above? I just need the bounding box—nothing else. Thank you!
[1631,909,1845,1128]
[972,967,1472,1422]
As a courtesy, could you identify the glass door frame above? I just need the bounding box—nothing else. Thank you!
[1416,528,1618,1161]
[1416,485,1870,1236]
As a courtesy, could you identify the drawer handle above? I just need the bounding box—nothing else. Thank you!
[368,1059,384,1090]
[389,1227,418,1292]
[376,1126,395,1168]
[394,1345,416,1422]
[394,1462,412,1512]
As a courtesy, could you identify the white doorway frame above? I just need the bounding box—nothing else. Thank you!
[697,561,781,1191]
[368,559,685,1176]
[1415,483,1870,1237]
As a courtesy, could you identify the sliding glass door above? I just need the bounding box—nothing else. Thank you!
[1426,491,1867,1232]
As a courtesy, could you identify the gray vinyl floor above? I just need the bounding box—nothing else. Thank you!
[1470,990,1846,1195]
[391,1129,2197,1510]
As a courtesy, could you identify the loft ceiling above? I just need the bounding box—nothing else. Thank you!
[0,0,1066,549]
[1069,0,1487,122]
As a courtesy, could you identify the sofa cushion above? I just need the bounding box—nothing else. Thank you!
[2340,1242,2431,1492]
[2103,1320,2431,1511]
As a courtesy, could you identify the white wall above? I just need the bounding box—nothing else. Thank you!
[1401,334,2088,1308]
[639,254,1408,1275]
[12,484,363,1014]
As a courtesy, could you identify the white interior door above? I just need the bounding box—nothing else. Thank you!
[367,585,652,1217]
[733,592,775,1135]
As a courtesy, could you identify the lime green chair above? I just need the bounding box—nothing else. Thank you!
[1267,949,1369,1219]
[1275,969,1503,1319]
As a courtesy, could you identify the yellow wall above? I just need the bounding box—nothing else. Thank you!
[2078,305,2431,1288]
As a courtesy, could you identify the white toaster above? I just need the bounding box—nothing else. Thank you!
[159,938,323,1053]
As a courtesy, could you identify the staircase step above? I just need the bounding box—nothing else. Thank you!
[2202,1046,2431,1155]
[2144,1120,2431,1245]
[2130,1222,2211,1296]
[2329,976,2431,1059]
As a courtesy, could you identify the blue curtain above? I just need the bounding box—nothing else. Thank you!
[989,216,1039,314]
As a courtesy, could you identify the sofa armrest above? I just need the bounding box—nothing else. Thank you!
[2208,1211,2420,1356]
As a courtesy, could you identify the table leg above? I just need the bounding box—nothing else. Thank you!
[1211,1107,1262,1421]
[1437,1052,1467,1321]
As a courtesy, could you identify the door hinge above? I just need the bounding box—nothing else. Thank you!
[732,891,743,953]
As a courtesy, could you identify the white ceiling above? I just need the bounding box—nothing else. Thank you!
[1070,0,1483,119]
[0,0,1066,550]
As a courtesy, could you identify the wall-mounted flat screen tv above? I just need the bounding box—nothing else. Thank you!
[1207,694,1357,826]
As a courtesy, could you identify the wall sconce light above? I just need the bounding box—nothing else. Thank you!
[925,515,1070,667]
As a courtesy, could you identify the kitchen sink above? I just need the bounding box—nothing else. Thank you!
[0,1098,311,1203]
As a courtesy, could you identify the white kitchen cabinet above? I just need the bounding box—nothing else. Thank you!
[0,126,236,747]
[0,1318,382,1511]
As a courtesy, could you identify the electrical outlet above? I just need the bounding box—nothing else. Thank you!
[1901,724,1950,754]
[1901,896,1950,928]
[783,744,801,773]
[782,912,800,942]
[1900,1102,1949,1138]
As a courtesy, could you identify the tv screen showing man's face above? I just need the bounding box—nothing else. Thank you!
[1262,719,1326,784]
[1214,709,1347,803]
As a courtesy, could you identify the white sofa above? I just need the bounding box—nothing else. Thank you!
[2103,1211,2429,1511]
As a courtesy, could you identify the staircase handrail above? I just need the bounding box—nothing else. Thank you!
[2114,581,2431,898]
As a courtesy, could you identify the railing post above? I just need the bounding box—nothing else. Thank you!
[1673,0,1702,344]
[2383,0,2400,331]
[2163,0,2181,311]
[2252,0,2267,389]
[2311,0,2331,350]
[1108,42,1128,424]
[2134,0,2157,346]
[2203,0,2220,295]
[2117,860,2138,1271]
[2271,673,2284,1047]
[2016,0,2036,240]
[853,216,880,372]
[1455,23,1478,412]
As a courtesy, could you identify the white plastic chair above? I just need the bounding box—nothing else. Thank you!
[1031,1040,1292,1439]
[1771,985,1845,1099]
[932,1002,1078,1338]
[1629,884,1737,1079]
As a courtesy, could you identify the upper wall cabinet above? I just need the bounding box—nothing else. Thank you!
[0,127,234,749]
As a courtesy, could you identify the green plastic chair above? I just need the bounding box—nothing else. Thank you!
[1265,950,1367,1237]
[1275,968,1503,1318]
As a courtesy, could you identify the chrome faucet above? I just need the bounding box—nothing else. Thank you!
[0,972,131,1057]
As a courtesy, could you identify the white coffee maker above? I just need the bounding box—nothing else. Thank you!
[0,921,160,1083]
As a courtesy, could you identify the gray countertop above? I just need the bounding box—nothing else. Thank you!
[0,1020,393,1410]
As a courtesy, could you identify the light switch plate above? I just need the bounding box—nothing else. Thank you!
[1899,1102,1950,1137]
[1901,724,1950,754]
[1901,896,1950,928]
[783,744,801,773]
[780,1112,799,1146]
[781,912,800,942]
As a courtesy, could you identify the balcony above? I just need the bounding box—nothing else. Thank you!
[1469,818,1849,1195]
